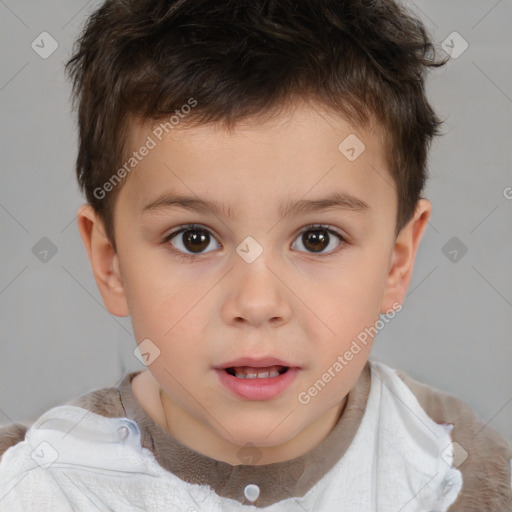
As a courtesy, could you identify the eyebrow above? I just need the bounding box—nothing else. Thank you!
[141,191,370,219]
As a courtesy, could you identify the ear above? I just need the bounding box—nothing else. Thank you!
[76,203,130,317]
[380,198,432,313]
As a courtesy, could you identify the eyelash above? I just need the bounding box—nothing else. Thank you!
[162,223,346,261]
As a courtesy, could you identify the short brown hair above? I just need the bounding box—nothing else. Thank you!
[65,0,448,252]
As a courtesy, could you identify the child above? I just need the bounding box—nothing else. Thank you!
[1,0,511,510]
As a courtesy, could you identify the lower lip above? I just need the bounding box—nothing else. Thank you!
[215,368,299,401]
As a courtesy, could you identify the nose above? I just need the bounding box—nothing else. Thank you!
[221,251,292,328]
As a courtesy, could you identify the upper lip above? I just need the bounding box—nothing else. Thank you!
[214,357,298,369]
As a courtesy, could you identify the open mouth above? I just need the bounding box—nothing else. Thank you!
[216,364,299,400]
[225,365,289,379]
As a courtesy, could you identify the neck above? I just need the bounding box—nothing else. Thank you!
[159,388,347,466]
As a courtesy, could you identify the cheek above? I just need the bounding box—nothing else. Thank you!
[131,291,204,344]
[123,262,200,345]
[316,263,388,331]
[131,292,212,377]
[300,255,390,368]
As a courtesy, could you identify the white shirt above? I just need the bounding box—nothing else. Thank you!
[0,361,462,511]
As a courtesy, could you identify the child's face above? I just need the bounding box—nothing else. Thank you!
[80,101,430,463]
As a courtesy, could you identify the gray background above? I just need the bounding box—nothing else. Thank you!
[1,0,511,443]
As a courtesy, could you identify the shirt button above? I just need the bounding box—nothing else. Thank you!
[117,425,130,441]
[442,478,454,496]
[244,483,260,502]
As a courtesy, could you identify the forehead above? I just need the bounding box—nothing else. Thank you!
[119,103,395,223]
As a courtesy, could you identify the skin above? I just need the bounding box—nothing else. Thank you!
[77,100,431,466]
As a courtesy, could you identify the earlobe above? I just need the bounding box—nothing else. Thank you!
[380,199,432,314]
[76,204,130,317]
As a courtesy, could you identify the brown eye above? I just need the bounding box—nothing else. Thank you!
[167,225,220,255]
[302,229,329,252]
[292,225,344,255]
[182,228,210,252]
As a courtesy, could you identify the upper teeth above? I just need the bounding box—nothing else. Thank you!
[232,366,283,379]
[235,369,280,379]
